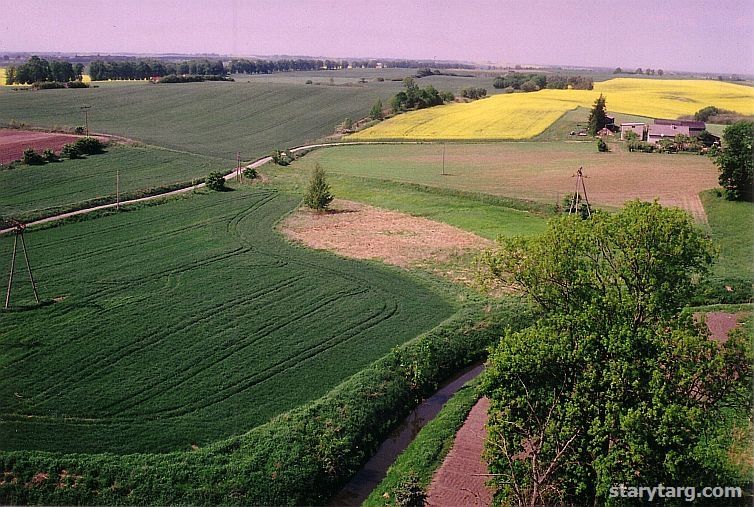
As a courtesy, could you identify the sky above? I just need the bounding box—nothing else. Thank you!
[1,0,752,74]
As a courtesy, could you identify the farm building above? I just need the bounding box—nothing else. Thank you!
[655,118,706,137]
[647,124,691,144]
[620,122,647,140]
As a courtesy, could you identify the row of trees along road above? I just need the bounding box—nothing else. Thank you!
[5,56,83,84]
[479,201,752,506]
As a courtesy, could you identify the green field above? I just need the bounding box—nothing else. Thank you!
[0,145,227,222]
[0,80,399,160]
[701,190,754,281]
[0,187,454,454]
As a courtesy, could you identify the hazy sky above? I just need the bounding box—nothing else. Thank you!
[1,0,752,74]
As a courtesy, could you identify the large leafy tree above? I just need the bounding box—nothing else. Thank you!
[479,201,752,505]
[587,94,608,135]
[714,121,753,201]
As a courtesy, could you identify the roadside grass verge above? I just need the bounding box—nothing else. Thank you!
[363,378,482,507]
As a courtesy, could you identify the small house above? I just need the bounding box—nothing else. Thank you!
[655,119,706,137]
[647,124,690,144]
[620,122,647,140]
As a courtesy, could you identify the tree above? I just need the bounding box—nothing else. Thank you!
[613,67,622,74]
[587,94,608,135]
[22,148,45,165]
[479,201,751,505]
[596,137,609,152]
[369,99,384,120]
[657,69,664,76]
[714,121,753,200]
[205,172,226,191]
[303,163,333,211]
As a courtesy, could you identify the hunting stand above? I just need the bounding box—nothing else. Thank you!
[4,220,40,309]
[568,167,592,218]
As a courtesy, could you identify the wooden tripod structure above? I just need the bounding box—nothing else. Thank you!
[5,221,40,309]
[568,167,592,218]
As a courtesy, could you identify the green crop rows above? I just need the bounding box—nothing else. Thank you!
[0,187,454,454]
[0,80,401,160]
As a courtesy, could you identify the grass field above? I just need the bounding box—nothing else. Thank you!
[701,190,754,281]
[287,143,718,221]
[0,80,400,160]
[349,78,754,140]
[0,187,454,454]
[0,145,227,222]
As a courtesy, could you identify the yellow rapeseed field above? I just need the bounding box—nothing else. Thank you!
[349,78,754,140]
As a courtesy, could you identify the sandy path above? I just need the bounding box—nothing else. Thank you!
[425,397,493,507]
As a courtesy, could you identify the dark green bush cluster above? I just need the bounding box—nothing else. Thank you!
[31,81,66,90]
[493,72,593,91]
[60,137,106,159]
[0,301,532,505]
[271,149,294,166]
[22,148,45,165]
[390,77,453,112]
[66,80,90,89]
[596,138,609,152]
[243,167,258,179]
[460,87,487,100]
[205,172,227,191]
[158,74,234,84]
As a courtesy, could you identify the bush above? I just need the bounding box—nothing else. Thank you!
[22,148,45,165]
[597,138,609,152]
[243,167,258,179]
[60,143,82,159]
[303,163,333,210]
[205,172,227,191]
[305,79,313,84]
[271,149,293,166]
[74,126,86,135]
[42,148,59,162]
[73,137,105,155]
[67,80,89,89]
[392,472,426,507]
[31,81,65,90]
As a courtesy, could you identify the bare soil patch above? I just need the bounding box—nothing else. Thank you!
[0,129,83,164]
[280,199,491,272]
[697,311,748,343]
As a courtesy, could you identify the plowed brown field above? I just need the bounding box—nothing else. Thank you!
[0,129,83,164]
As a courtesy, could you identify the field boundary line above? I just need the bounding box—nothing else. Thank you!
[0,141,428,236]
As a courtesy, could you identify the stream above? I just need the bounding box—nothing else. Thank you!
[329,363,485,506]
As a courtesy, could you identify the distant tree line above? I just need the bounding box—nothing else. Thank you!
[89,58,226,81]
[5,55,84,84]
[492,72,593,92]
[614,67,664,76]
[229,58,474,74]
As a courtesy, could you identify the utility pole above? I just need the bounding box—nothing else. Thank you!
[80,105,91,137]
[441,143,446,176]
[116,169,120,210]
[237,152,241,182]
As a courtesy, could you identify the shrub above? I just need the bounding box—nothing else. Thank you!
[31,81,65,90]
[303,163,333,211]
[392,472,426,507]
[305,79,313,84]
[67,80,89,89]
[376,77,385,82]
[271,149,292,166]
[205,172,227,191]
[74,137,105,155]
[74,126,86,135]
[22,148,45,165]
[519,80,540,92]
[42,148,59,162]
[597,138,609,152]
[61,143,82,159]
[243,166,258,179]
